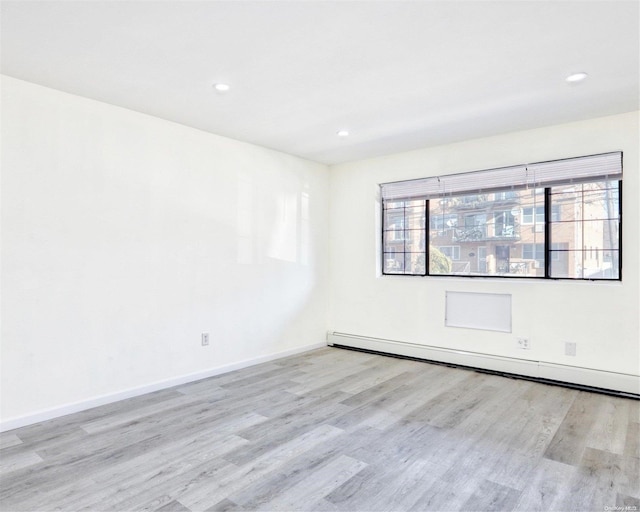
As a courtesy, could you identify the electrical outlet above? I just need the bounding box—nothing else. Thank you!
[565,342,576,356]
[516,337,530,350]
[201,333,210,346]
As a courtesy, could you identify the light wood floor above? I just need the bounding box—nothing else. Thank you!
[1,347,638,512]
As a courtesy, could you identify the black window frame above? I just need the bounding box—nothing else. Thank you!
[380,153,622,281]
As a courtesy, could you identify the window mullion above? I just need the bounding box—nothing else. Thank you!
[425,199,430,276]
[618,181,623,280]
[381,199,386,275]
[403,203,407,274]
[544,188,551,278]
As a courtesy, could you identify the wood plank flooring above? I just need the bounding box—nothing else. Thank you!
[1,347,638,512]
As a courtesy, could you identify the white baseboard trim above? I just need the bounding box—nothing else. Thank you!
[0,341,326,433]
[327,332,640,397]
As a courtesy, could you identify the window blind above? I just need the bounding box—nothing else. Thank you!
[380,152,622,201]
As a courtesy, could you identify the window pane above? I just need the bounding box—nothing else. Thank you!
[383,252,426,275]
[406,252,426,275]
[430,246,453,275]
[383,209,405,233]
[428,189,543,276]
[548,243,569,275]
[383,252,405,274]
[550,221,582,257]
[405,228,426,252]
[382,200,426,275]
[549,250,619,279]
[549,181,620,279]
[585,219,620,251]
[383,199,425,210]
[383,230,402,253]
[548,252,573,278]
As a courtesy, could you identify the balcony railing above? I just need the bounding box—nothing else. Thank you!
[451,224,520,242]
[447,192,519,210]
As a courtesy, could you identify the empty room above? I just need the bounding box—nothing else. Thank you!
[1,1,639,511]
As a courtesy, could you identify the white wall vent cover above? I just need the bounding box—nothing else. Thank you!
[445,291,512,332]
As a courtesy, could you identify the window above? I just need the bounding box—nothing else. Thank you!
[523,205,560,224]
[382,200,426,275]
[522,243,544,268]
[438,246,460,260]
[495,191,518,201]
[430,213,458,232]
[380,152,622,280]
[549,181,620,279]
[522,206,544,224]
[494,211,517,237]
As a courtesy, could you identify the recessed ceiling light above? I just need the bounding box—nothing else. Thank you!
[337,130,349,137]
[565,72,588,83]
[213,83,230,92]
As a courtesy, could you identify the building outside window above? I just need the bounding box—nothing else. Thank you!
[380,152,622,280]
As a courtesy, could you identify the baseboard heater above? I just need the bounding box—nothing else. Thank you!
[327,332,639,399]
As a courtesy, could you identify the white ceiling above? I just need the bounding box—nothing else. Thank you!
[1,1,638,165]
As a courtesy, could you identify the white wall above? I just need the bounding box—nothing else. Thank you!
[2,75,638,428]
[1,76,329,426]
[329,112,639,381]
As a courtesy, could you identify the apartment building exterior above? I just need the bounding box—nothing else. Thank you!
[383,181,619,279]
